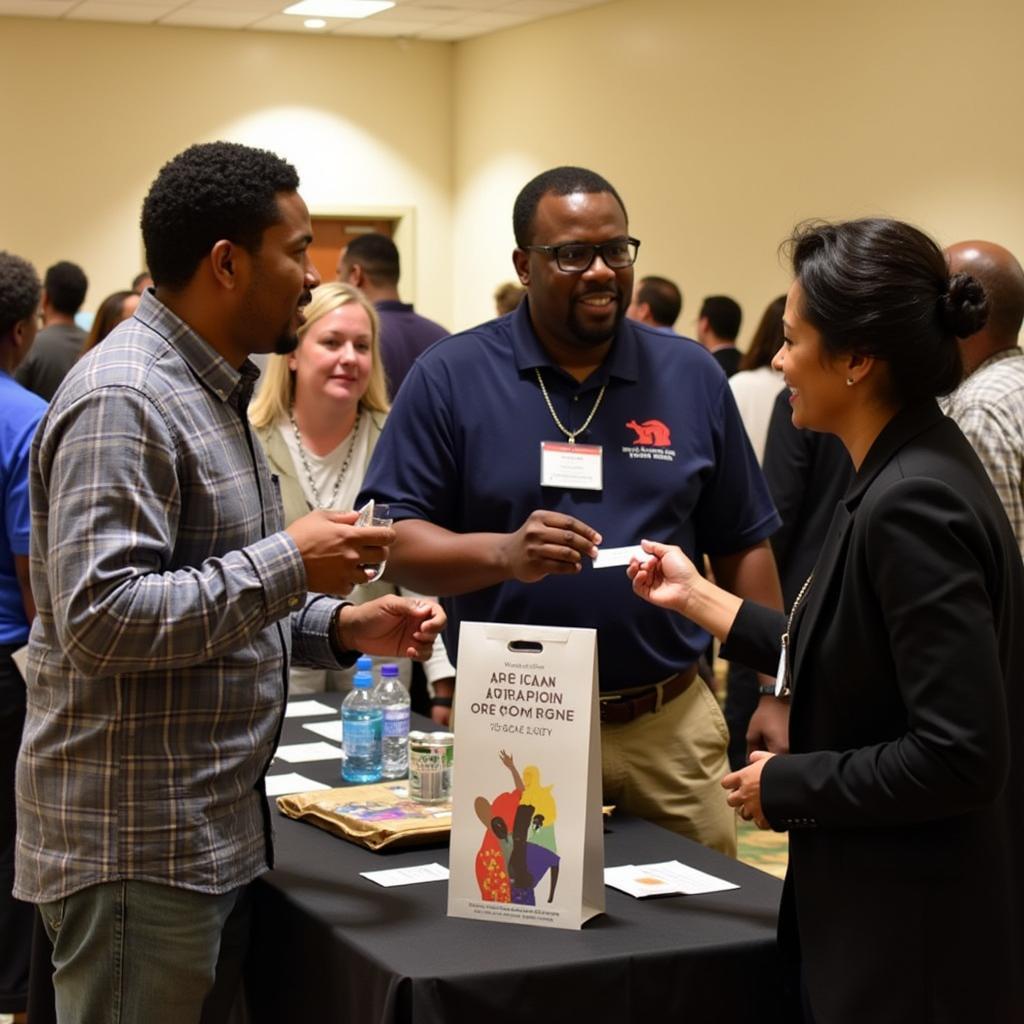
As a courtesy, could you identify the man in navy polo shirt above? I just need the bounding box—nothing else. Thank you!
[360,166,785,854]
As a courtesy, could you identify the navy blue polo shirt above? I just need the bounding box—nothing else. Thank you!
[360,300,779,691]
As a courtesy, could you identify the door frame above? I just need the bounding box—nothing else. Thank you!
[310,203,418,302]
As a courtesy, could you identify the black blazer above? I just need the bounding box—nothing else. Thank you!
[723,400,1024,1024]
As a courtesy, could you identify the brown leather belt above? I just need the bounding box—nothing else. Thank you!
[599,666,699,725]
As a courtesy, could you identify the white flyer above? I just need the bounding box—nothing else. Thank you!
[285,700,336,718]
[604,860,739,898]
[303,720,344,742]
[361,863,450,888]
[265,773,331,796]
[274,741,343,764]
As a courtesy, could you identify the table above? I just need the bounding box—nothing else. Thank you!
[247,696,786,1024]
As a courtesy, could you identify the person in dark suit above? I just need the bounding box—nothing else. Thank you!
[697,294,742,376]
[629,218,1024,1023]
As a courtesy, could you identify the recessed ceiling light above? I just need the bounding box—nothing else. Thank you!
[283,0,395,18]
[304,18,327,27]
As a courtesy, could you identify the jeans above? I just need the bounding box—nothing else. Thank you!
[0,645,33,1014]
[39,879,250,1024]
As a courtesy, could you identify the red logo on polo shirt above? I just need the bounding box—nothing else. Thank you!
[626,419,671,447]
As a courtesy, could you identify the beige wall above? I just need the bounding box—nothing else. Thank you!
[453,0,1024,340]
[5,0,1024,341]
[0,18,454,327]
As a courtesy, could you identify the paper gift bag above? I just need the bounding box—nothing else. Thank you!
[447,621,604,930]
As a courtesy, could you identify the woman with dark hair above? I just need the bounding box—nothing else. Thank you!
[80,289,138,355]
[629,218,1023,1023]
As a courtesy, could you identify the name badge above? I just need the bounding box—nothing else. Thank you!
[540,441,603,491]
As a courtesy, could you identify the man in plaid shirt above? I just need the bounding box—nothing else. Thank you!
[944,240,1024,558]
[15,142,445,1023]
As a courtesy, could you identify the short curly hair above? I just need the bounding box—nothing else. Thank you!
[141,141,300,289]
[0,251,41,338]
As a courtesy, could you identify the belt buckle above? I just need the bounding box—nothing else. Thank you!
[598,693,627,723]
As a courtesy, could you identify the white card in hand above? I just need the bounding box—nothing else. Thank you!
[592,544,649,569]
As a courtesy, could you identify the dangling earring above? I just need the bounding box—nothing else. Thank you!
[845,377,854,386]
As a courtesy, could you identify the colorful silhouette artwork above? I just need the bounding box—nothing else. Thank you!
[474,750,560,905]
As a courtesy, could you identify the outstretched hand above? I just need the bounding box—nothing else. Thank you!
[501,510,601,583]
[628,539,702,615]
[336,595,446,660]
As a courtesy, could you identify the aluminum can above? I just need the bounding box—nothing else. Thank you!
[408,731,453,804]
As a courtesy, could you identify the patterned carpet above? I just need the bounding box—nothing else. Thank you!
[736,818,788,879]
[715,656,789,880]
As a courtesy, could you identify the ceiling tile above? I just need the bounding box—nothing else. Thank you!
[0,0,609,39]
[331,16,436,33]
[183,0,286,9]
[418,20,481,39]
[400,0,505,10]
[65,2,175,21]
[158,7,269,27]
[453,8,527,27]
[249,12,331,31]
[496,0,584,13]
[0,0,77,14]
[369,4,459,22]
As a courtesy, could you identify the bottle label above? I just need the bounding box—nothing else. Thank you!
[382,707,410,738]
[344,718,381,757]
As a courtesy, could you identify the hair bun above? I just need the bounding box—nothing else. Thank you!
[939,272,988,337]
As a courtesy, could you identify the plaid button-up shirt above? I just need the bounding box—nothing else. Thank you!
[943,346,1024,560]
[15,291,347,903]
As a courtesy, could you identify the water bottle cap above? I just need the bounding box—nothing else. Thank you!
[353,671,373,689]
[380,664,400,678]
[355,656,373,672]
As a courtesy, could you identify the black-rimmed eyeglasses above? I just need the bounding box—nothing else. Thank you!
[521,237,641,273]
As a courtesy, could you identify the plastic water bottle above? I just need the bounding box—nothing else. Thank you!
[375,663,410,779]
[342,666,382,783]
[338,656,373,749]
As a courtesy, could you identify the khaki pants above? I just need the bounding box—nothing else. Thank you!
[600,679,736,857]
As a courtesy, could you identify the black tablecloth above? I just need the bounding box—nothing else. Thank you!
[248,697,786,1024]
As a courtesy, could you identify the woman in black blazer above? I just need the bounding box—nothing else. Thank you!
[630,219,1023,1024]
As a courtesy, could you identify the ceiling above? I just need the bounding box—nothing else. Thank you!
[0,0,611,41]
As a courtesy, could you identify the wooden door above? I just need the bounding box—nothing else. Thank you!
[309,216,396,286]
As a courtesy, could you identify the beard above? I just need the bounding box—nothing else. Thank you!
[271,288,313,355]
[566,288,626,348]
[273,329,299,355]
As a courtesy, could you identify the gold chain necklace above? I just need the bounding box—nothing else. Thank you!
[290,406,361,510]
[534,368,607,444]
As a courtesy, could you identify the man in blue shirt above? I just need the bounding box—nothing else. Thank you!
[337,233,447,397]
[0,249,45,1023]
[361,167,785,854]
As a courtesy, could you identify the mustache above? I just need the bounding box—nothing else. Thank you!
[576,284,621,299]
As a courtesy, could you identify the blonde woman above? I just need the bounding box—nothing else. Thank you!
[250,282,454,718]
